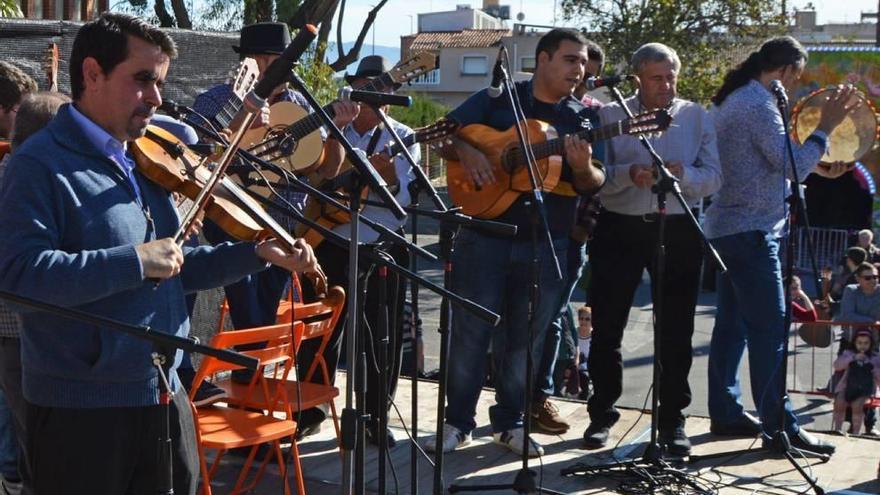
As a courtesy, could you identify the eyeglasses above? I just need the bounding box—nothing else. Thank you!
[861,275,878,280]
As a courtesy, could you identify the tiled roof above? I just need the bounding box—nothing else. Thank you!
[405,29,510,51]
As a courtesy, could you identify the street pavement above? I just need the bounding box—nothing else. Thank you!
[408,230,838,433]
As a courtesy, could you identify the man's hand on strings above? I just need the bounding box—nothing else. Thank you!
[565,135,593,173]
[256,237,319,274]
[331,100,360,128]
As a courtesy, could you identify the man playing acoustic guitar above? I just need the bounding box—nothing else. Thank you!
[426,28,605,457]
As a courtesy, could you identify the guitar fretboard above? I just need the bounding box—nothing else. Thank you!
[504,119,637,169]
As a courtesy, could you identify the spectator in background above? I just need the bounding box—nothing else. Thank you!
[857,229,880,263]
[835,262,880,333]
[0,63,40,495]
[790,275,817,322]
[831,330,880,435]
[834,262,880,436]
[831,246,868,302]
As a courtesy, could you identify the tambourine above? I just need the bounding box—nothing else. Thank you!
[791,87,879,164]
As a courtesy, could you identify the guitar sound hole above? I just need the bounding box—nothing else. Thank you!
[278,136,299,155]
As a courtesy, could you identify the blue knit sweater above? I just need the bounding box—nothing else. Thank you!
[0,104,269,408]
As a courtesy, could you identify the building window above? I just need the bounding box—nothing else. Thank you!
[520,56,536,73]
[461,55,488,75]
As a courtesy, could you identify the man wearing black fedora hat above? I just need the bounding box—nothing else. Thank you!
[295,54,418,445]
[188,22,359,396]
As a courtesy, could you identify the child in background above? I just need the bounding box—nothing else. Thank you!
[831,330,880,434]
[576,306,593,401]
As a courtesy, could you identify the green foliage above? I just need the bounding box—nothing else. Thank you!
[294,42,340,106]
[0,0,23,17]
[561,0,787,104]
[390,93,449,130]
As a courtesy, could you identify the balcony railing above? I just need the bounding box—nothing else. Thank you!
[409,69,440,85]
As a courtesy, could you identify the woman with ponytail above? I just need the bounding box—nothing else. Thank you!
[703,35,857,455]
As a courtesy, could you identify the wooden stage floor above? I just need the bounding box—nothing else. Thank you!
[202,374,880,494]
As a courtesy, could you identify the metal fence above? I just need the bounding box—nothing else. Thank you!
[790,227,851,273]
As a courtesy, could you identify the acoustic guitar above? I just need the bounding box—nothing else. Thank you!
[446,109,672,219]
[294,118,459,248]
[245,51,438,173]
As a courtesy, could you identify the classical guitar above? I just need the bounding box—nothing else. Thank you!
[245,51,438,173]
[206,57,260,129]
[446,109,673,219]
[294,118,459,248]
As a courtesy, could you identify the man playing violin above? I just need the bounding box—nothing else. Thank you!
[0,13,319,494]
[583,42,722,456]
[190,22,358,391]
[426,28,605,457]
[296,55,417,443]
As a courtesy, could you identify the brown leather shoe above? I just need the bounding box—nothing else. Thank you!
[530,398,570,434]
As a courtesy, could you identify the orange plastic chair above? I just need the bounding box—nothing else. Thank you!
[218,286,346,445]
[217,273,304,332]
[189,323,306,495]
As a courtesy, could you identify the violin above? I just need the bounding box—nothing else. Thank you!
[130,125,328,296]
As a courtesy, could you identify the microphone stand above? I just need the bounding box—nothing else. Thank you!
[363,103,448,495]
[560,84,724,489]
[0,290,258,495]
[447,46,564,495]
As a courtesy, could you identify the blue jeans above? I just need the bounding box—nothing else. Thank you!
[0,390,18,480]
[708,231,798,437]
[536,240,587,399]
[445,229,568,434]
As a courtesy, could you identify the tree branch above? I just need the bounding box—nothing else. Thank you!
[327,0,387,71]
[169,0,191,28]
[154,0,175,27]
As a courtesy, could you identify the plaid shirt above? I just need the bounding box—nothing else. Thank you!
[0,156,21,338]
[193,84,316,228]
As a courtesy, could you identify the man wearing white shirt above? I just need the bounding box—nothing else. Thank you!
[583,42,721,456]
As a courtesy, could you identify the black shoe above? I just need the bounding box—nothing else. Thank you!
[658,426,691,457]
[192,380,228,407]
[366,424,397,448]
[295,421,322,441]
[710,413,762,437]
[294,407,327,441]
[583,423,611,449]
[231,369,256,384]
[787,429,835,455]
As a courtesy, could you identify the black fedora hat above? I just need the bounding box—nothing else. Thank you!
[233,22,291,55]
[344,55,392,84]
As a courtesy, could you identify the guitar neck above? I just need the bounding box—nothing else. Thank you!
[508,121,628,166]
[214,97,243,129]
[282,74,396,141]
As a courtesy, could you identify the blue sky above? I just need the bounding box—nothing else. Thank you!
[336,0,876,48]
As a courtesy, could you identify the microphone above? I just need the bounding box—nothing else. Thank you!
[158,99,188,119]
[248,24,318,105]
[338,87,412,107]
[769,79,788,106]
[486,47,506,98]
[585,74,638,90]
